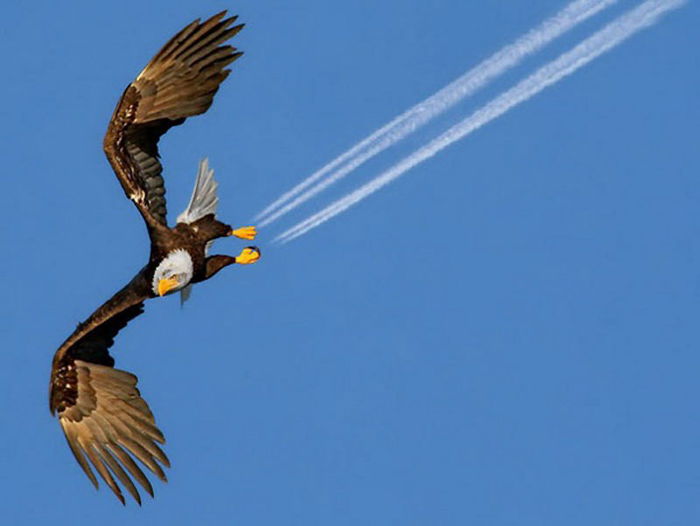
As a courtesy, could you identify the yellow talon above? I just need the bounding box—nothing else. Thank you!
[236,246,261,265]
[230,226,257,240]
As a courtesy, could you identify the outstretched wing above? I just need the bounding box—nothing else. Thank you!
[103,11,243,230]
[49,272,166,505]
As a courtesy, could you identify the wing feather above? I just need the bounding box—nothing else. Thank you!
[119,437,168,481]
[81,437,125,505]
[62,423,98,488]
[94,442,142,505]
[103,11,243,231]
[106,443,154,498]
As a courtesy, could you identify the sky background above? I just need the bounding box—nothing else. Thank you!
[1,0,698,524]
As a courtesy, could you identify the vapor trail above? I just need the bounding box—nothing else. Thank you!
[276,0,684,244]
[255,0,618,226]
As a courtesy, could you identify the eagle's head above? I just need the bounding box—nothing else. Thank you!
[152,249,194,296]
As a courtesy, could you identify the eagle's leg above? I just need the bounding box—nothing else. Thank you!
[229,226,257,240]
[204,248,261,279]
[189,216,256,242]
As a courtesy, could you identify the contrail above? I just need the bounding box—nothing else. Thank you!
[255,0,618,227]
[276,0,685,244]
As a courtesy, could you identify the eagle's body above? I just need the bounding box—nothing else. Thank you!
[48,12,259,505]
[149,214,234,288]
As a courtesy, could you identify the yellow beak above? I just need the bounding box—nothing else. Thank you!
[158,277,180,296]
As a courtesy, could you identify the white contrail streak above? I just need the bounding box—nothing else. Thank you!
[255,0,618,226]
[276,0,684,244]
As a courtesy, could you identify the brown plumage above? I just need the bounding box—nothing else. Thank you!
[49,11,259,505]
[103,11,243,228]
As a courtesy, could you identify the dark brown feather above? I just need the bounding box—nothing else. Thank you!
[103,11,243,231]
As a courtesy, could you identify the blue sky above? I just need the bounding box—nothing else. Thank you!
[1,0,698,524]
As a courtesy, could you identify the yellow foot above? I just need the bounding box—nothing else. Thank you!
[235,246,261,265]
[230,226,257,240]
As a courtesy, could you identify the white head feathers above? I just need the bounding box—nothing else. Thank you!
[152,249,194,295]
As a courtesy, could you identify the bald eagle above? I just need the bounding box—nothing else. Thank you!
[48,11,260,504]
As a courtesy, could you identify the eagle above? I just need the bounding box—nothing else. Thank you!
[48,11,259,505]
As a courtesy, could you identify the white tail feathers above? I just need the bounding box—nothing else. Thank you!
[177,158,219,225]
[179,284,193,306]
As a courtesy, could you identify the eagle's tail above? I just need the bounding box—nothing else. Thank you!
[176,158,219,225]
[177,158,220,306]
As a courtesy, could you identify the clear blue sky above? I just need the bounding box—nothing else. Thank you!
[2,0,698,524]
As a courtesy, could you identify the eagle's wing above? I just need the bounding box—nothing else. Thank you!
[103,11,243,231]
[49,272,165,505]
